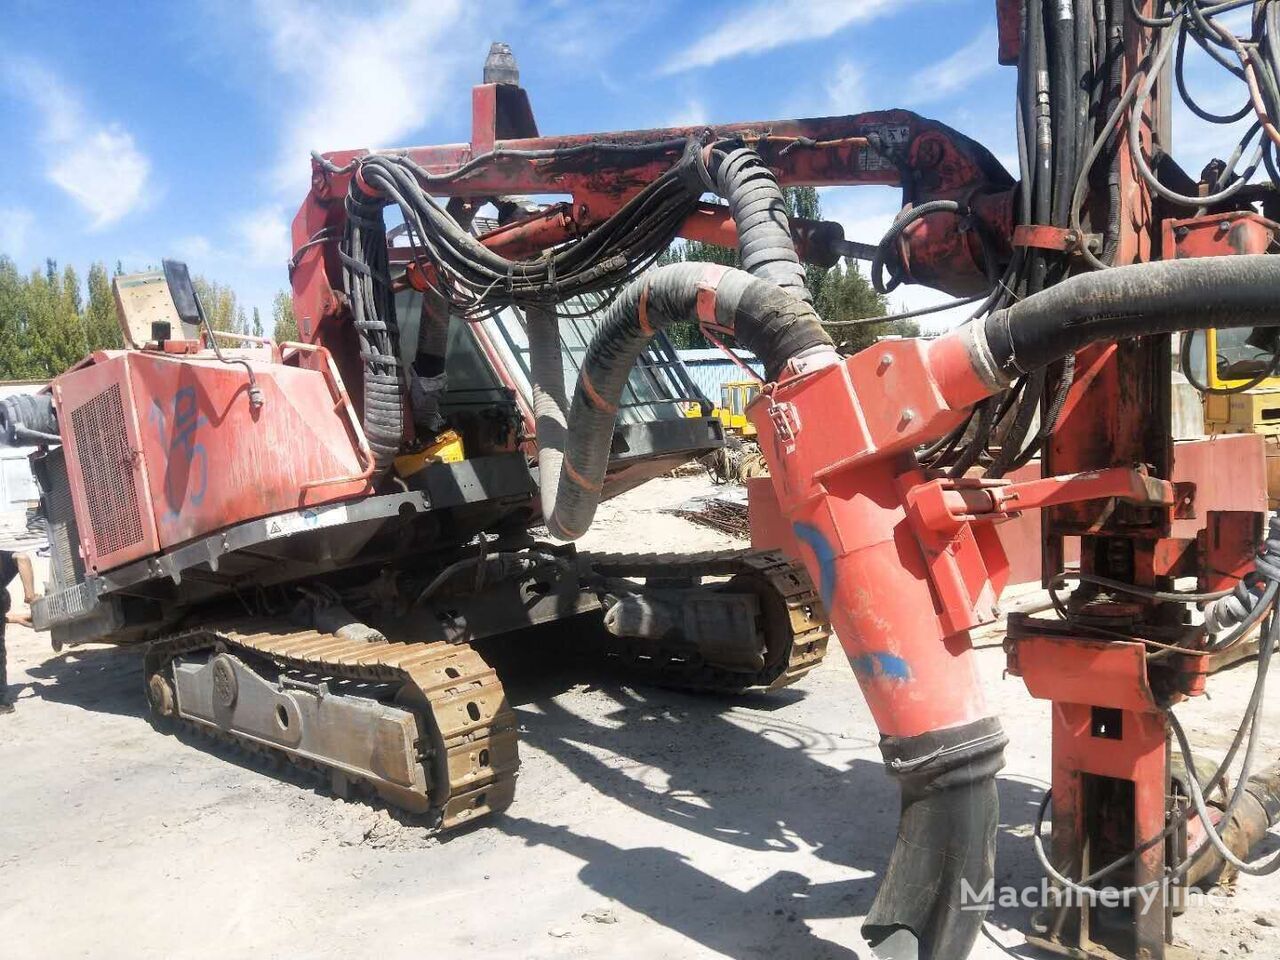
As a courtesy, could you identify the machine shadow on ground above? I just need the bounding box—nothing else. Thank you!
[21,643,147,718]
[495,642,1050,960]
[22,633,1054,960]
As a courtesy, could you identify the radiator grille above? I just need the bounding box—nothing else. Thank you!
[69,383,144,558]
[41,449,85,591]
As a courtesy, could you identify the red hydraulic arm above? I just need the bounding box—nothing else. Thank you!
[290,101,1015,373]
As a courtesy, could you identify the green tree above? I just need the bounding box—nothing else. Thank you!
[191,276,240,333]
[271,290,299,342]
[251,307,264,338]
[0,257,25,379]
[813,260,891,353]
[84,262,123,352]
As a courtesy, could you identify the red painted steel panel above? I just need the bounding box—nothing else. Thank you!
[52,355,160,573]
[55,350,370,572]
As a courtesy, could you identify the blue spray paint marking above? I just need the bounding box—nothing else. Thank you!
[792,521,836,606]
[150,387,208,518]
[849,652,913,683]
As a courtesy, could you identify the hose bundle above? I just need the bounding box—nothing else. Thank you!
[326,139,709,472]
[331,140,708,321]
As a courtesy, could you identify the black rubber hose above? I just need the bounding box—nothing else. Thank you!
[981,255,1280,376]
[711,147,811,304]
[543,263,832,540]
[864,718,1008,960]
[0,393,59,446]
[344,182,403,472]
[1049,1,1079,226]
[1101,0,1126,264]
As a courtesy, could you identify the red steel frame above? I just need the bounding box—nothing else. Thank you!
[1011,5,1268,957]
[289,98,1016,408]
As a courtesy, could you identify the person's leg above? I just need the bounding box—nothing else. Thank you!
[0,616,11,714]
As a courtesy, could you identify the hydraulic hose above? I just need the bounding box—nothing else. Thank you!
[1204,515,1280,641]
[0,393,60,446]
[526,305,569,525]
[345,181,404,472]
[710,147,812,304]
[979,255,1280,378]
[540,261,833,540]
[865,718,1007,960]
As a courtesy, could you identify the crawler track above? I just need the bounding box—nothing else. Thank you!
[580,549,831,693]
[145,623,518,830]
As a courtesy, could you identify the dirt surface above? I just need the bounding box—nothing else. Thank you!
[1,474,1277,959]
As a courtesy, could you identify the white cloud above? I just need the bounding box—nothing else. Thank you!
[0,208,35,259]
[826,61,866,114]
[174,235,214,263]
[661,0,912,75]
[665,98,710,128]
[4,61,151,229]
[245,0,476,194]
[903,28,999,106]
[236,205,292,268]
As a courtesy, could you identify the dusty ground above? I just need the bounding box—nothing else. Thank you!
[1,474,1277,959]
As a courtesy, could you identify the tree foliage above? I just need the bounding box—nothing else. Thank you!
[191,276,242,333]
[0,254,255,379]
[271,290,299,342]
[655,186,920,354]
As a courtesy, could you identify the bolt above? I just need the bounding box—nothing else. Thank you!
[900,409,916,429]
[879,353,894,370]
[1218,220,1231,233]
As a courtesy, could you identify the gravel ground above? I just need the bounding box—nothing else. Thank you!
[1,474,1277,959]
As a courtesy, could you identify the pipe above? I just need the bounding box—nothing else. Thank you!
[977,255,1280,379]
[541,261,833,540]
[1185,758,1280,889]
[711,147,812,304]
[527,304,568,524]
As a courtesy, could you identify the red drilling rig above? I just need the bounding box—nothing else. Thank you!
[8,3,1280,958]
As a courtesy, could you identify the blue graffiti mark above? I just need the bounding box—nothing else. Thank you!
[150,387,208,518]
[849,652,913,683]
[792,521,836,606]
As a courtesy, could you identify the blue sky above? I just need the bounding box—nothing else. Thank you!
[0,0,1254,327]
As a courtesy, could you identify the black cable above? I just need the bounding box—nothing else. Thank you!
[871,200,967,295]
[1177,24,1253,122]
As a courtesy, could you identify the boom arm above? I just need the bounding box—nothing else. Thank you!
[289,99,1016,355]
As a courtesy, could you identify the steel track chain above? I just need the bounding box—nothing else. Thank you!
[578,548,831,693]
[144,622,518,830]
